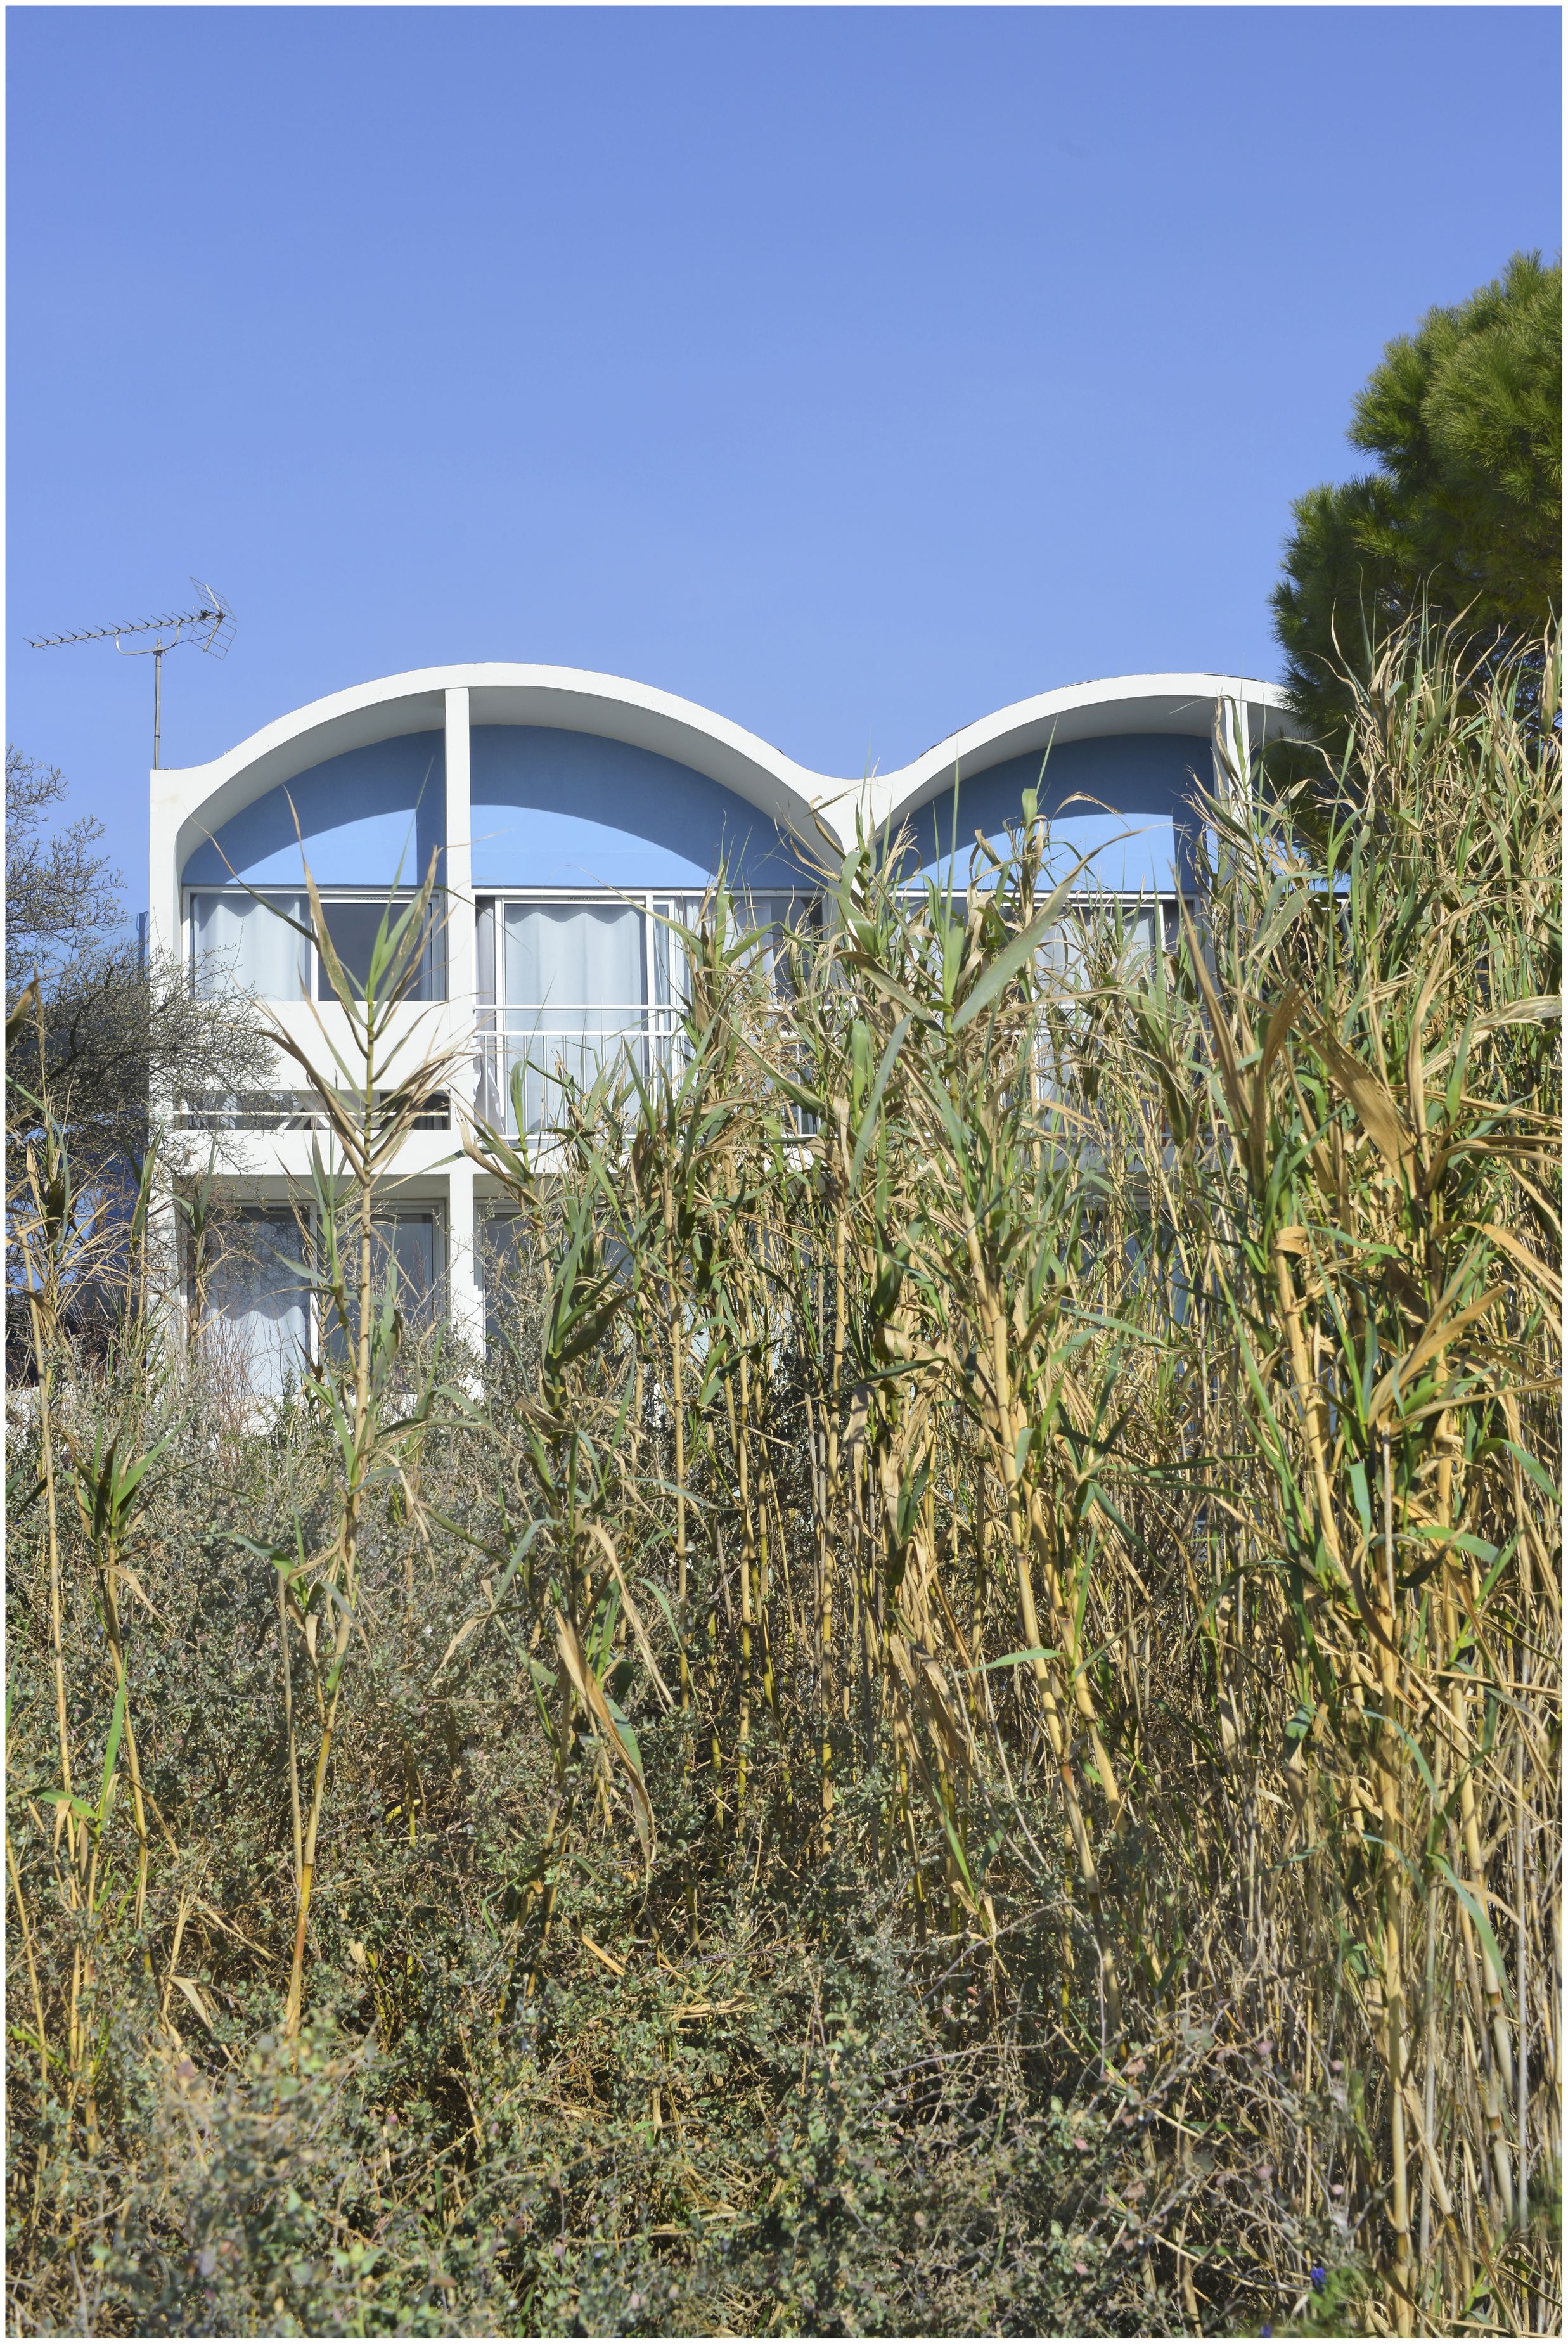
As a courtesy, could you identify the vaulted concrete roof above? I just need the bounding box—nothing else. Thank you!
[154,660,1299,879]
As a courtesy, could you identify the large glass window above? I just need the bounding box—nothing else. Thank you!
[199,1206,444,1393]
[190,892,309,1001]
[187,889,442,1003]
[1032,898,1174,1110]
[1035,898,1165,987]
[200,1209,310,1396]
[317,896,441,1001]
[476,891,813,1133]
[495,900,647,1131]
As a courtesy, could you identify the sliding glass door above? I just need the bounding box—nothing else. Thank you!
[494,899,651,1133]
[475,892,813,1134]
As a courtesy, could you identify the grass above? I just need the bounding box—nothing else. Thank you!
[5,622,1560,2336]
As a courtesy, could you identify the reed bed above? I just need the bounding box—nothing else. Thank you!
[5,626,1560,2336]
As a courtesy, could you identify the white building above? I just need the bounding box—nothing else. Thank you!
[150,662,1290,1389]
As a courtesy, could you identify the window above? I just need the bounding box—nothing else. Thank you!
[186,889,443,1004]
[190,892,309,1001]
[317,896,441,1001]
[476,891,813,1133]
[1035,898,1167,988]
[200,1209,310,1396]
[198,1206,445,1393]
[323,1211,444,1358]
[1032,897,1176,1109]
[478,1207,528,1352]
[493,898,648,1133]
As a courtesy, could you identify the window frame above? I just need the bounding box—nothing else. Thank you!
[184,883,446,1005]
[191,1199,449,1388]
[475,886,818,1132]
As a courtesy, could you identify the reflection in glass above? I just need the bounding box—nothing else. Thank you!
[317,897,440,1001]
[202,1209,309,1396]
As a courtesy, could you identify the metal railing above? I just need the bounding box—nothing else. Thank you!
[178,1090,450,1133]
[475,1008,685,1134]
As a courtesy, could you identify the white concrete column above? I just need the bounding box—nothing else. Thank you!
[148,785,181,962]
[1213,689,1251,823]
[444,686,475,1032]
[446,1155,485,1356]
[146,776,191,1343]
[442,690,484,1353]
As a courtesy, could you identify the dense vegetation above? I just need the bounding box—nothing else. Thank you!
[1273,252,1560,752]
[6,627,1560,2336]
[5,744,269,1207]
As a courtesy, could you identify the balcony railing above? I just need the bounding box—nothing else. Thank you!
[179,1090,451,1133]
[475,1008,684,1135]
[180,900,1172,1143]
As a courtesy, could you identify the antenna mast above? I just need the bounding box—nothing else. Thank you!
[27,579,237,767]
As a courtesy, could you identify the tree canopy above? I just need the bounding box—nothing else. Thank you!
[1272,250,1561,747]
[5,747,124,998]
[6,744,270,1185]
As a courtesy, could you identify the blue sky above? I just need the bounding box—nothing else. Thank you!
[7,4,1560,911]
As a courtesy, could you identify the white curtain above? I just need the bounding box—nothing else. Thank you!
[503,902,643,1017]
[501,903,645,1129]
[204,1214,309,1398]
[192,892,308,1000]
[1036,903,1160,988]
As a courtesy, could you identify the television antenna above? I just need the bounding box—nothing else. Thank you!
[27,579,236,768]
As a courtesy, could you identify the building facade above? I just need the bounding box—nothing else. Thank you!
[150,663,1290,1388]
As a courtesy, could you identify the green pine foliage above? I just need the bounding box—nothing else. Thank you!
[1272,254,1561,751]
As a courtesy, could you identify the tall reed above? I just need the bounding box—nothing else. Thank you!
[5,623,1558,2336]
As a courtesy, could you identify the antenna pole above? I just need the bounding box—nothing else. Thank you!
[26,583,236,769]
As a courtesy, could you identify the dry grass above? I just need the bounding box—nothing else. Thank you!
[6,624,1559,2336]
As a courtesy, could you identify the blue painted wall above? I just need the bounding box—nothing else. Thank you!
[182,723,1203,899]
[182,733,445,886]
[470,726,816,892]
[899,733,1211,894]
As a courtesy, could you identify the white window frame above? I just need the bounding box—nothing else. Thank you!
[475,887,816,1133]
[192,1199,450,1384]
[183,884,445,1004]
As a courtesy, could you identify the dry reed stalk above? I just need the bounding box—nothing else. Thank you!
[4,622,1557,2336]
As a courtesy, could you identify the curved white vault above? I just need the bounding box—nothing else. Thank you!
[150,660,1297,928]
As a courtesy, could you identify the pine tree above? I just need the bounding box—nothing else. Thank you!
[1272,250,1561,748]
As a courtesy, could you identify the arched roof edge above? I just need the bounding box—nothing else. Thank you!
[157,664,842,869]
[867,673,1299,837]
[156,664,1300,877]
